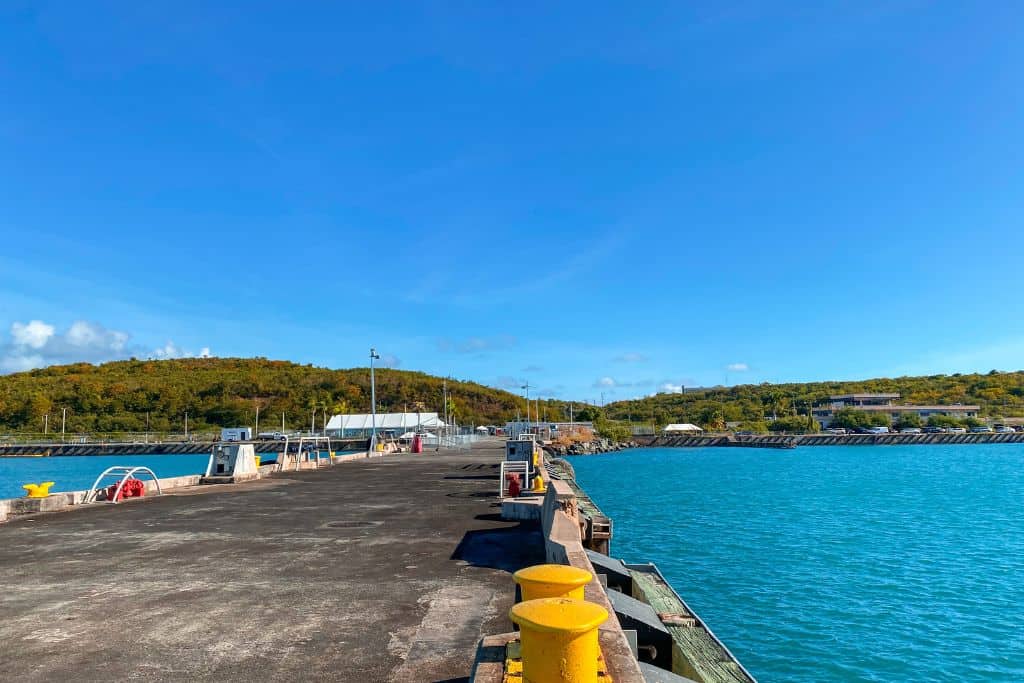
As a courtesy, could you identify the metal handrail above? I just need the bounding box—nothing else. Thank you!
[84,466,162,504]
[278,436,333,471]
[499,460,530,498]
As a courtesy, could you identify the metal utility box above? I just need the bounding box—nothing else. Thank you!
[505,438,537,475]
[220,427,252,442]
[205,443,259,478]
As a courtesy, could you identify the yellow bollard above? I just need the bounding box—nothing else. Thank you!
[254,456,261,468]
[510,597,607,683]
[514,564,592,601]
[531,474,546,493]
[23,482,55,498]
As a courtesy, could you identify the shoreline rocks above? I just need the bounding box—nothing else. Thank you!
[544,439,636,457]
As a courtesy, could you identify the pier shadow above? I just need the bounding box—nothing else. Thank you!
[451,520,544,573]
[443,474,500,481]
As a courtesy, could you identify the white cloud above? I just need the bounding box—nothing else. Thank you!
[11,320,54,349]
[0,319,212,373]
[726,363,749,372]
[659,382,683,394]
[595,376,617,388]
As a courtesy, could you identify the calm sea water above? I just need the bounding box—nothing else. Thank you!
[0,454,212,499]
[571,445,1024,682]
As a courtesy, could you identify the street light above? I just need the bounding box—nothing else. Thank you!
[521,381,531,438]
[369,348,380,454]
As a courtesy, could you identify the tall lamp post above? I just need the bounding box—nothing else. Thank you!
[521,381,531,438]
[369,348,380,454]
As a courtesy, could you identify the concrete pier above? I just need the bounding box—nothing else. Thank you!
[0,442,543,681]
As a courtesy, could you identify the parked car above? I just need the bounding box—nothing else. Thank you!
[825,428,847,435]
[867,426,890,434]
[948,427,967,434]
[994,425,1015,433]
[923,426,944,434]
[899,427,922,434]
[970,425,993,433]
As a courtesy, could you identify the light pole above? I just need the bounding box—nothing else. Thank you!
[521,381,531,437]
[43,413,48,436]
[369,348,380,454]
[184,411,189,441]
[61,407,67,443]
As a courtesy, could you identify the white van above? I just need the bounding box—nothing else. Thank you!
[867,426,890,434]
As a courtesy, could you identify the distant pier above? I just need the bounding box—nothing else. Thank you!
[0,437,368,457]
[633,431,1024,449]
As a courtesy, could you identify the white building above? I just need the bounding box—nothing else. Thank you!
[325,412,446,437]
[811,394,980,428]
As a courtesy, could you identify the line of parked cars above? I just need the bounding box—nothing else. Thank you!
[825,425,1020,435]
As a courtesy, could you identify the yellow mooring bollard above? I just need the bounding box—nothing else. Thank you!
[22,482,55,498]
[514,564,592,601]
[531,474,546,493]
[510,597,608,683]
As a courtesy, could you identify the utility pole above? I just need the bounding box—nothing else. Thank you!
[369,348,380,454]
[255,403,260,439]
[146,412,150,444]
[43,413,48,436]
[311,406,316,435]
[521,381,531,437]
[61,407,67,443]
[184,411,189,441]
[281,412,285,432]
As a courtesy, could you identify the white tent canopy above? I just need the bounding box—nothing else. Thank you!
[663,423,703,433]
[326,412,446,432]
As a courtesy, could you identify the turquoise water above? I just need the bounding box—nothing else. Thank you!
[0,454,213,499]
[571,445,1024,682]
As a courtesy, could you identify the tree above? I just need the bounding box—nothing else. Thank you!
[927,414,963,428]
[768,415,811,433]
[593,415,631,442]
[894,412,922,429]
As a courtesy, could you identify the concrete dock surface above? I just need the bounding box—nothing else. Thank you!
[0,441,543,682]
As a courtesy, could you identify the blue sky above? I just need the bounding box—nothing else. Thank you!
[2,2,1024,401]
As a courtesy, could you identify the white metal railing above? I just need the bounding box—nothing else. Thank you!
[83,466,163,504]
[279,436,334,471]
[499,460,531,498]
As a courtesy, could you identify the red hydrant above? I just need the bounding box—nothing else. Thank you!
[106,478,146,502]
[506,472,521,497]
[412,434,423,454]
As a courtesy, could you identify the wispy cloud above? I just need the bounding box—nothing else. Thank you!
[437,335,517,354]
[726,362,749,372]
[521,364,544,373]
[613,352,648,363]
[0,319,212,374]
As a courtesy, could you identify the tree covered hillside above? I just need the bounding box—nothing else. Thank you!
[600,370,1024,431]
[0,358,523,434]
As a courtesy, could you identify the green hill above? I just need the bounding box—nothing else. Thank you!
[598,370,1024,431]
[0,358,524,435]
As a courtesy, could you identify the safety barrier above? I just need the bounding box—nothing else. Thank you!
[499,460,530,498]
[83,466,163,504]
